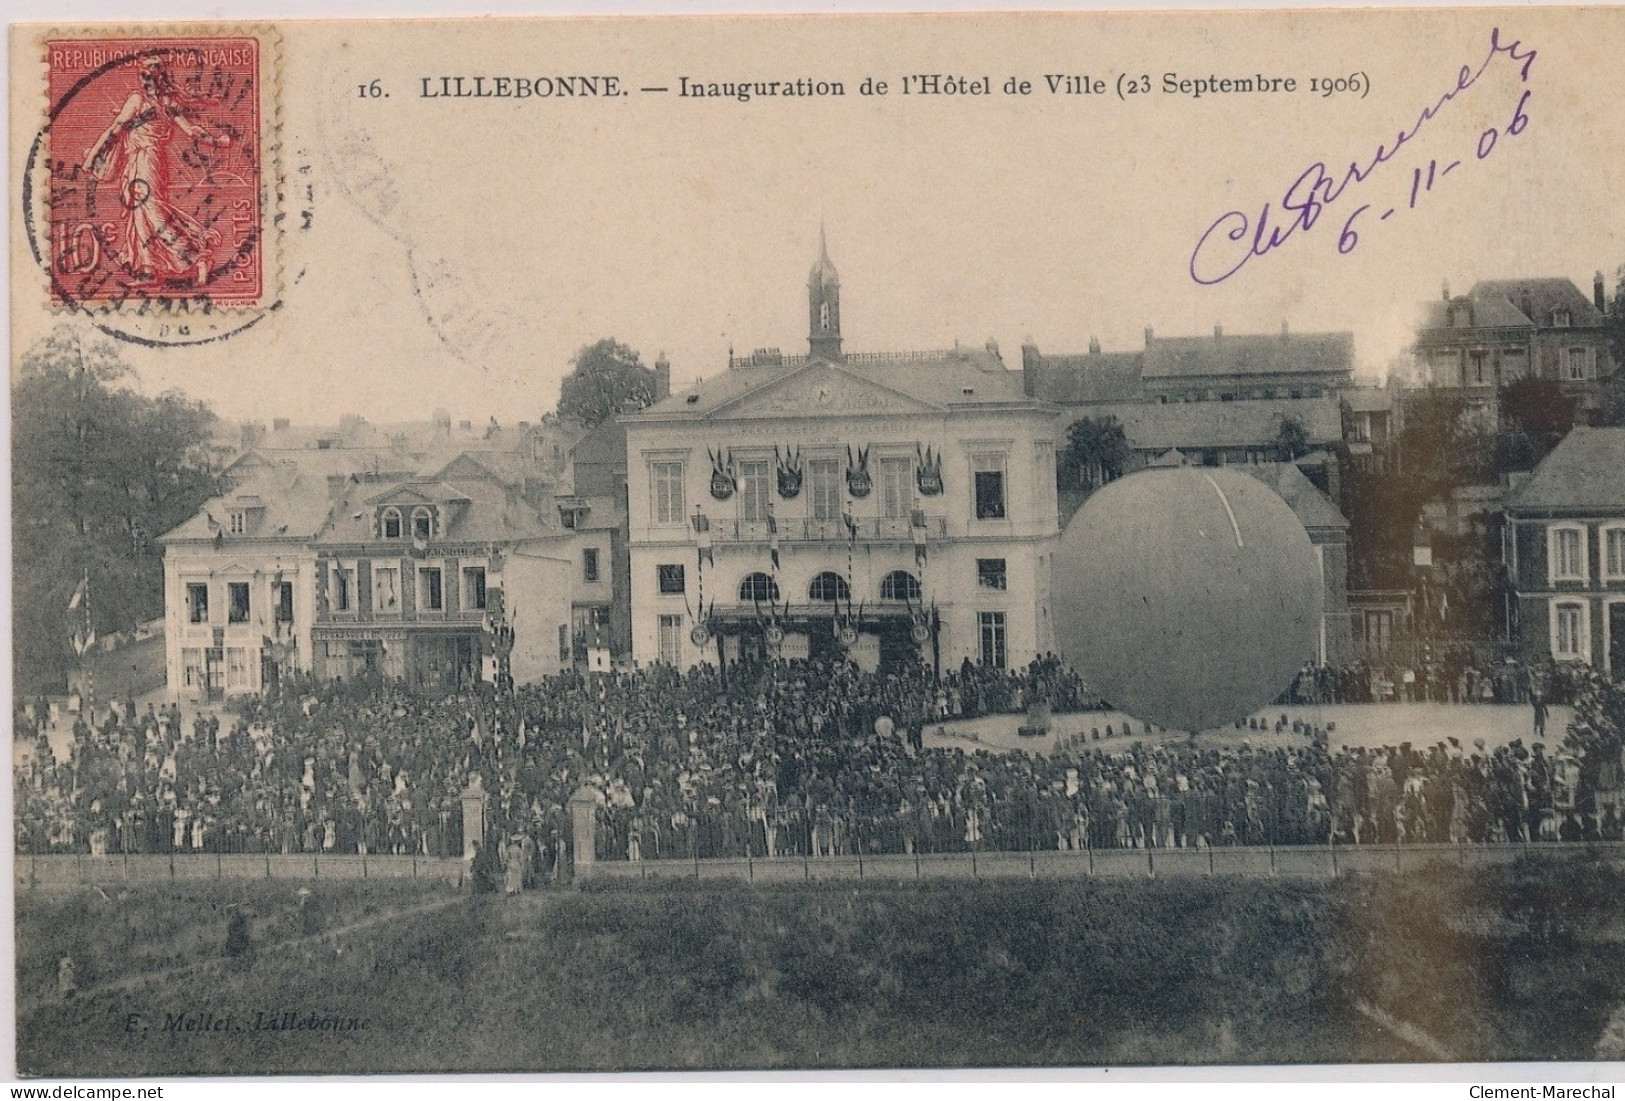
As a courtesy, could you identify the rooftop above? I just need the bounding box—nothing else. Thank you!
[1505,426,1625,513]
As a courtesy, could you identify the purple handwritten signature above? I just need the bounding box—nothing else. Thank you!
[1189,27,1537,286]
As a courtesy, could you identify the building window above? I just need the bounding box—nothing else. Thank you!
[1470,350,1488,385]
[881,570,921,602]
[979,611,1008,669]
[412,507,433,540]
[227,510,247,535]
[273,581,294,624]
[227,582,250,624]
[463,566,487,610]
[1549,525,1586,584]
[808,459,842,520]
[1553,309,1572,328]
[658,614,683,665]
[1603,525,1625,581]
[418,567,444,611]
[977,558,1008,591]
[374,566,400,612]
[737,460,771,522]
[739,572,780,603]
[583,548,600,583]
[226,647,252,690]
[657,564,686,595]
[808,571,851,602]
[332,565,354,612]
[1552,601,1587,661]
[382,508,402,539]
[186,583,209,624]
[652,461,685,524]
[181,648,204,688]
[972,455,1007,520]
[1567,348,1588,381]
[879,457,913,519]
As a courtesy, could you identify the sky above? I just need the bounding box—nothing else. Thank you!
[9,5,1625,427]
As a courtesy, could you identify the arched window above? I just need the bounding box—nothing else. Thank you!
[412,507,433,540]
[881,570,922,602]
[382,507,402,539]
[739,572,780,603]
[808,571,851,602]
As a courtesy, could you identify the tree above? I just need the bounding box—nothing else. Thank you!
[555,339,658,428]
[12,326,222,695]
[1275,415,1312,461]
[1058,415,1130,492]
[1498,377,1574,466]
[1599,264,1625,428]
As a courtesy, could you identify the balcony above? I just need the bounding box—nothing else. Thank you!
[710,516,947,544]
[316,608,489,627]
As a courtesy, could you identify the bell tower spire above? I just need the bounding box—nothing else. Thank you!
[807,223,842,362]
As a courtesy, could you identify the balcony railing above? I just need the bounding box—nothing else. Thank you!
[710,516,947,544]
[315,608,489,626]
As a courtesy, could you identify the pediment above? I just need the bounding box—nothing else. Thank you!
[711,362,945,419]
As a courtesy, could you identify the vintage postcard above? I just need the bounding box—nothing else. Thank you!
[9,6,1625,1080]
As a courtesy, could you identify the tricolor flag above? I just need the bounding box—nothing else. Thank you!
[692,509,714,568]
[766,509,781,571]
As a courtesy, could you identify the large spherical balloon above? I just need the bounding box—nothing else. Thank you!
[1052,466,1322,733]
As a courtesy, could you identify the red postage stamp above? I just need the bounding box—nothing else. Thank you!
[44,35,267,308]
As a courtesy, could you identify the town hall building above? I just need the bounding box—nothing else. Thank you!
[620,235,1062,673]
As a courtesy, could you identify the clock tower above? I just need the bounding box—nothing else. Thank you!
[807,225,842,362]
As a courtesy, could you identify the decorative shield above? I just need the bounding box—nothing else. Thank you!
[838,625,859,648]
[765,623,786,647]
[845,444,872,499]
[689,623,712,648]
[708,447,736,500]
[910,621,932,644]
[775,445,803,499]
[916,444,944,496]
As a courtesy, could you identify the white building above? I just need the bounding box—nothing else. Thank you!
[621,237,1061,673]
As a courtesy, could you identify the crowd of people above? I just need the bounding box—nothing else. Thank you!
[13,655,1625,874]
[1284,648,1579,708]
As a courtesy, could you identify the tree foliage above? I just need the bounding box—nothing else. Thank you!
[555,339,658,428]
[12,327,222,695]
[1498,377,1575,463]
[1275,415,1312,461]
[1058,415,1130,493]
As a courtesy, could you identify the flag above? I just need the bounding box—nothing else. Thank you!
[206,512,224,549]
[842,510,858,543]
[411,533,429,558]
[693,510,713,568]
[67,576,87,612]
[767,510,781,571]
[912,510,928,567]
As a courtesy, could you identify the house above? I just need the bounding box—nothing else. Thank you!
[1414,274,1617,423]
[1503,426,1625,677]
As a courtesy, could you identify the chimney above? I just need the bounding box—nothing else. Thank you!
[1596,271,1607,312]
[1020,337,1041,398]
[1214,323,1223,340]
[985,337,1001,363]
[272,417,291,432]
[1282,320,1290,339]
[433,408,451,436]
[458,419,473,431]
[1088,336,1101,355]
[1442,279,1450,301]
[240,421,265,450]
[654,352,671,400]
[1144,326,1154,347]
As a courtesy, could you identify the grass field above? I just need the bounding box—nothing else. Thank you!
[15,855,1625,1075]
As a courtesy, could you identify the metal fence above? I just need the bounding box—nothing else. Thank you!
[589,841,1625,884]
[14,852,471,891]
[19,841,1625,891]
